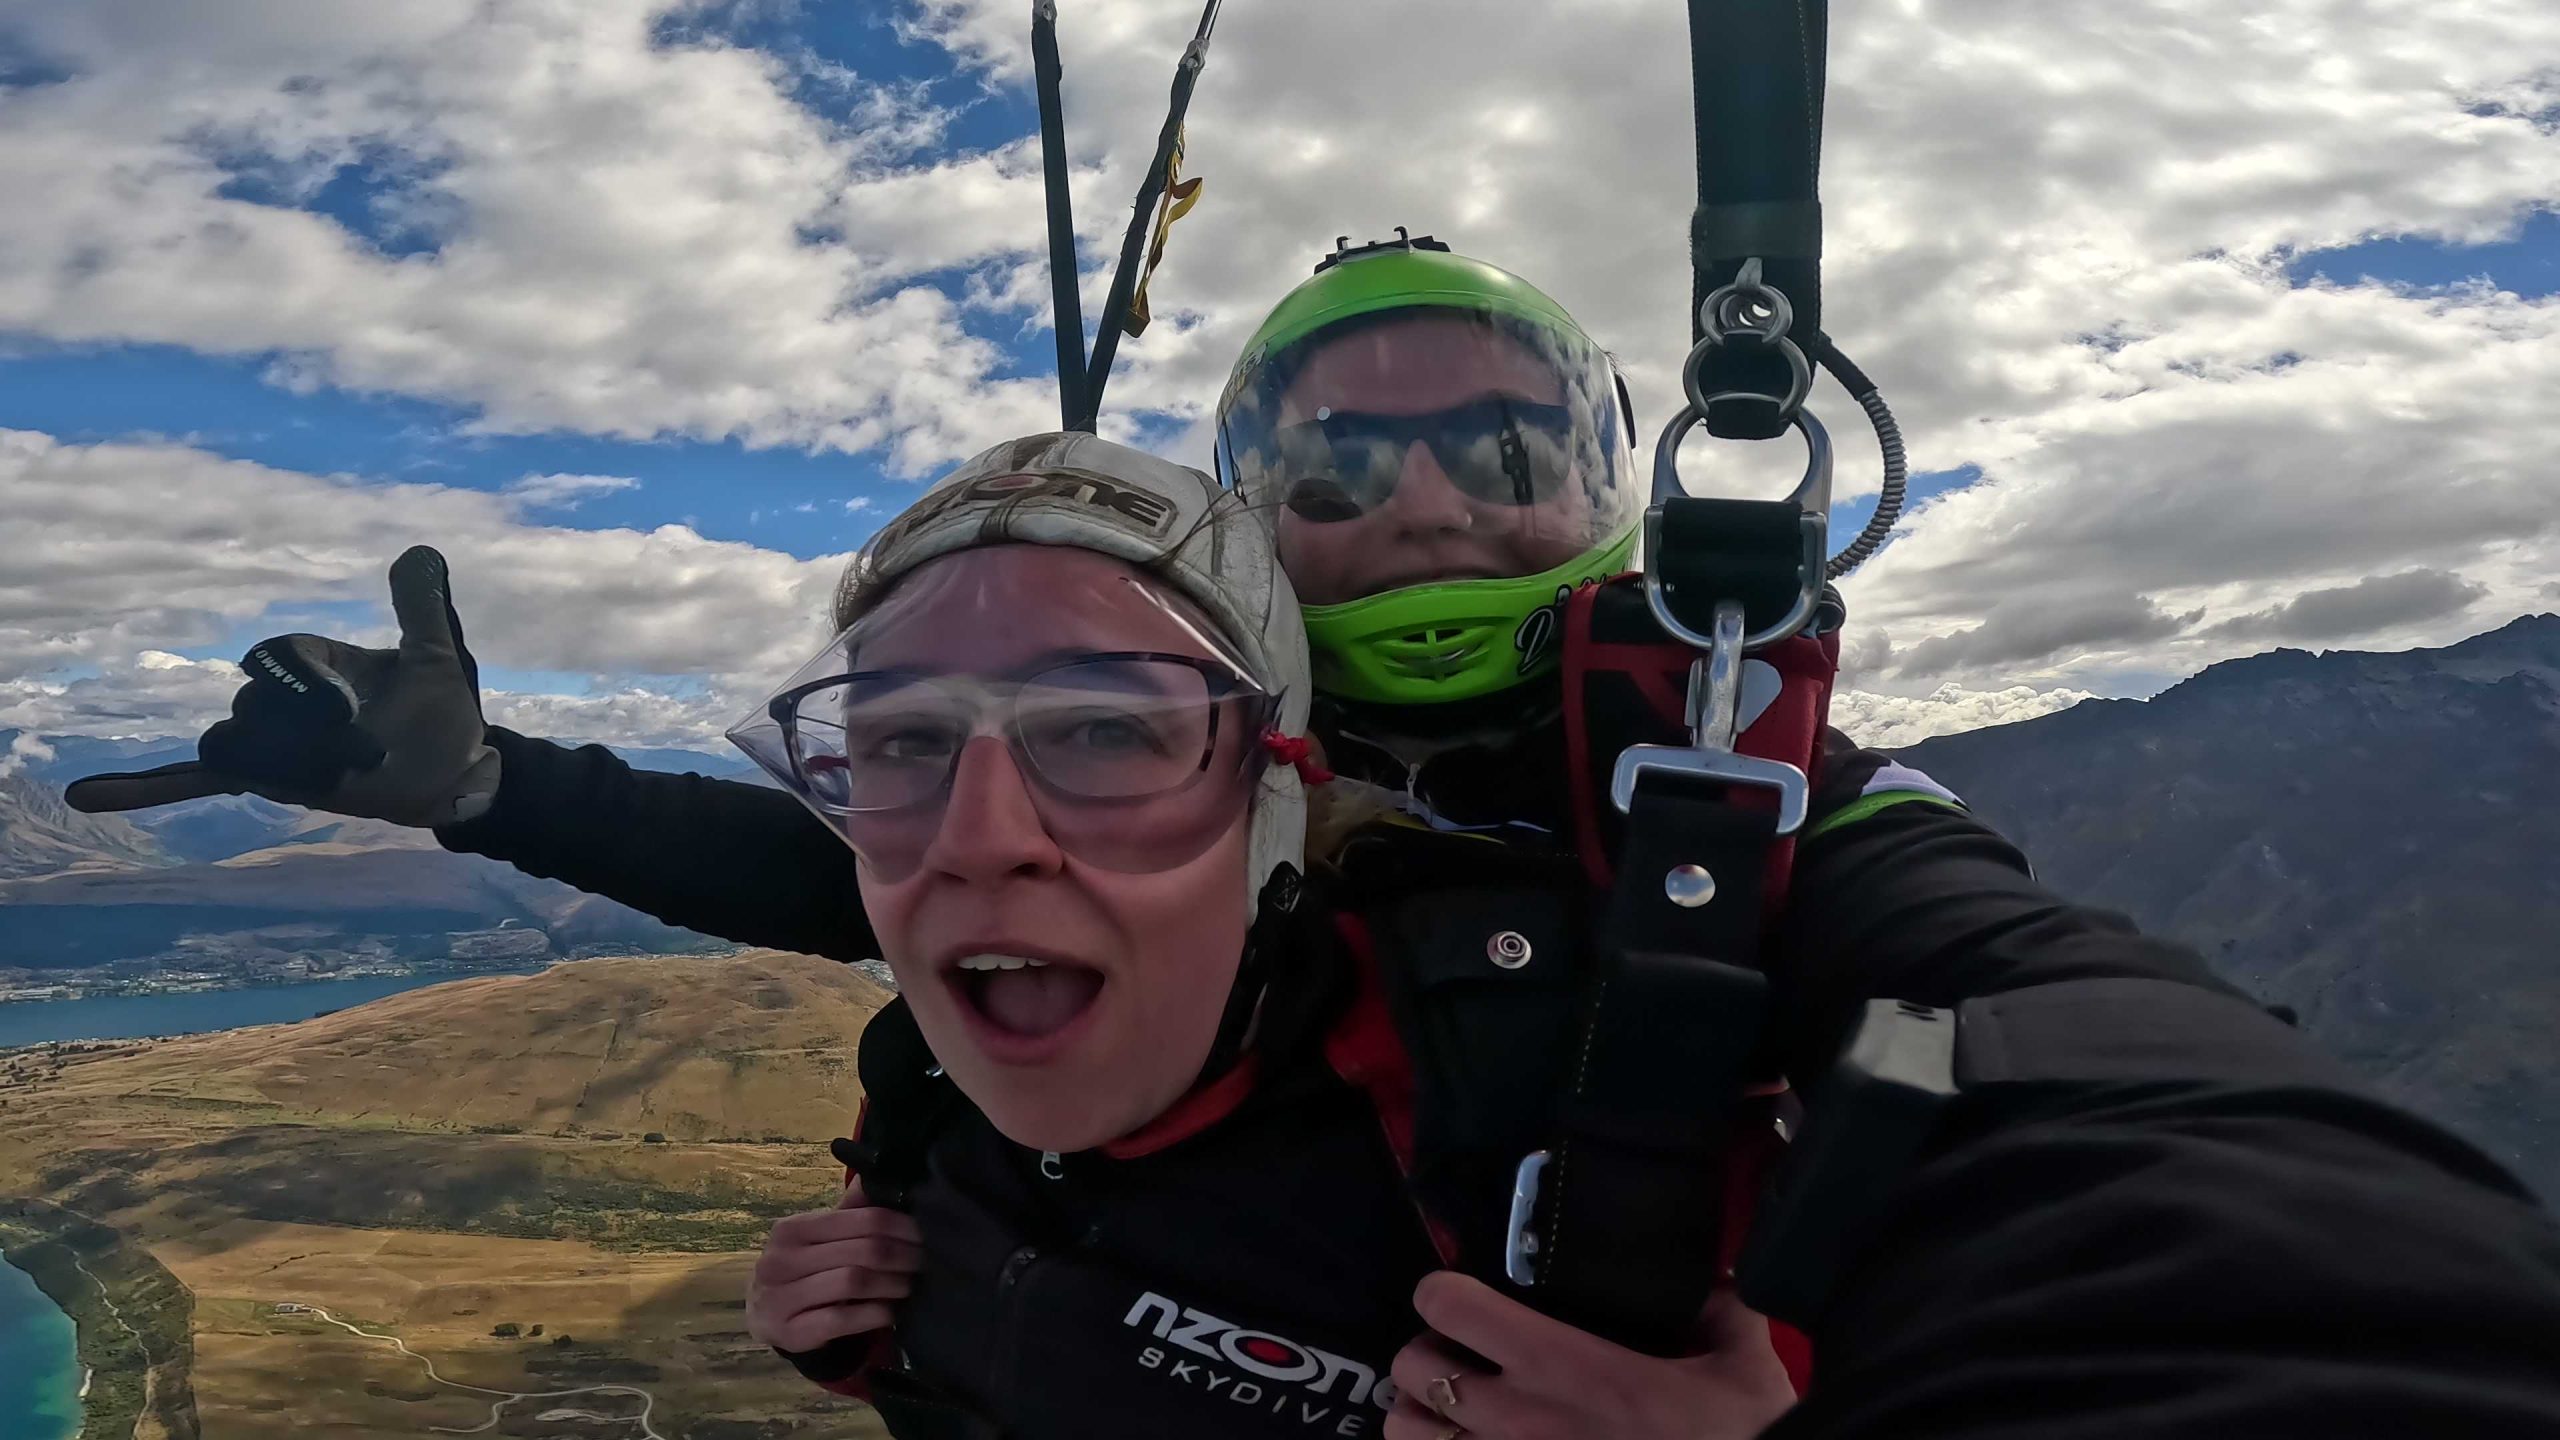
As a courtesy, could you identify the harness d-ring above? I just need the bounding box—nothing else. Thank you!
[1646,398,1833,655]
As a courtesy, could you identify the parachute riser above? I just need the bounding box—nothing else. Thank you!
[1031,0,1222,435]
[1031,1,1090,432]
[1076,3,1222,431]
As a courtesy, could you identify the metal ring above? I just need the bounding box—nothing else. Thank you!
[1650,397,1834,513]
[1681,331,1814,422]
[1698,275,1794,343]
[1486,931,1532,969]
[1428,1373,1465,1413]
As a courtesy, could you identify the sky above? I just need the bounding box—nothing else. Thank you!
[2,0,2556,756]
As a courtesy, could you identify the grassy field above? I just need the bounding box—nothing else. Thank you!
[0,952,895,1440]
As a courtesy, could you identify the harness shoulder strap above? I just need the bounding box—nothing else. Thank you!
[839,995,964,1209]
[1358,577,1841,1355]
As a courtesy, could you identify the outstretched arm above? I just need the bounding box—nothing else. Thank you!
[1763,742,2560,1438]
[438,726,875,963]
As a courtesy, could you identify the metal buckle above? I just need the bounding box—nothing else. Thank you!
[1503,1151,1551,1286]
[1644,402,1832,654]
[1610,600,1812,834]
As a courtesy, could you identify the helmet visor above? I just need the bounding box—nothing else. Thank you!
[729,546,1277,880]
[1217,309,1638,606]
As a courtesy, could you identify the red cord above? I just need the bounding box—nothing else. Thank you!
[1259,728,1335,785]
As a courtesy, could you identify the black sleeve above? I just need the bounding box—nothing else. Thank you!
[434,726,876,963]
[1761,749,2560,1439]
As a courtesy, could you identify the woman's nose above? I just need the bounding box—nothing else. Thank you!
[921,736,1066,882]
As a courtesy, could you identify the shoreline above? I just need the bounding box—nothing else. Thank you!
[0,960,568,1011]
[1,1251,84,1440]
[0,1199,198,1440]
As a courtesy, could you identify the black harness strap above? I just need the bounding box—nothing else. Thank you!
[1030,1,1089,433]
[1687,0,1828,441]
[1533,784,1776,1354]
[840,996,962,1211]
[778,998,962,1391]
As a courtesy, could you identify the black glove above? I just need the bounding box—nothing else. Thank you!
[67,546,501,828]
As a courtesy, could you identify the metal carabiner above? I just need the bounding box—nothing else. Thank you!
[1608,600,1813,833]
[1646,396,1833,654]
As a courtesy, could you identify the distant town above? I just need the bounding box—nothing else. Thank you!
[0,926,576,1005]
[0,929,896,1007]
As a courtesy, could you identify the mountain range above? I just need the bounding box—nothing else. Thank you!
[0,735,760,969]
[1902,612,2560,1200]
[5,620,2553,1196]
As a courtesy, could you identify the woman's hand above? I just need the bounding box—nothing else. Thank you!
[745,1179,925,1354]
[1384,1273,1796,1440]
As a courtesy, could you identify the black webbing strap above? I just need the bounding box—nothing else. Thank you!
[1535,780,1776,1354]
[1688,0,1828,440]
[1651,497,1814,638]
[781,997,962,1387]
[842,996,962,1210]
[1078,0,1222,428]
[1030,2,1089,432]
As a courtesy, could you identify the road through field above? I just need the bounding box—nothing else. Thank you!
[289,1303,667,1438]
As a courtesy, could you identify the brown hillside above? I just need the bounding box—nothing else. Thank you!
[0,950,897,1438]
[59,950,890,1142]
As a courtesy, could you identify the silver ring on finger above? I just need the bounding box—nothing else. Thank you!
[1428,1372,1465,1414]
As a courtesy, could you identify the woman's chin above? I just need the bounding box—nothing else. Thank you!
[978,1093,1133,1156]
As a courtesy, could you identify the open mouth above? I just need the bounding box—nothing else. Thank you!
[947,953,1107,1044]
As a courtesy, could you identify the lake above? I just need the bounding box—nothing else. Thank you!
[0,969,546,1050]
[0,1256,80,1440]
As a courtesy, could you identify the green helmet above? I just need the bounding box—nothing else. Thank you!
[1216,236,1640,707]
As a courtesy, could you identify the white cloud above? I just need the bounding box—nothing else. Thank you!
[6,0,2560,745]
[0,428,847,745]
[0,653,247,743]
[0,0,1059,473]
[505,473,640,510]
[843,496,875,513]
[0,732,58,779]
[908,0,2560,698]
[481,685,738,751]
[1833,683,2101,751]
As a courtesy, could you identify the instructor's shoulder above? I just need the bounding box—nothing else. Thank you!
[1807,727,1968,841]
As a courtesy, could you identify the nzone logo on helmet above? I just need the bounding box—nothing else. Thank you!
[1123,1290,1398,1435]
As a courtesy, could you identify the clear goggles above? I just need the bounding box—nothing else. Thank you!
[728,550,1280,879]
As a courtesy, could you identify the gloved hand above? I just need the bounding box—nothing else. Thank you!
[66,546,502,828]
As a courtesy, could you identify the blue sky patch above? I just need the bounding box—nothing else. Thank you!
[2287,209,2560,299]
[1830,465,1982,564]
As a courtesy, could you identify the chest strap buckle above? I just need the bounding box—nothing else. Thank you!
[1503,1150,1552,1286]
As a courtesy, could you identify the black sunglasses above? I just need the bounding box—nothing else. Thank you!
[1273,395,1581,523]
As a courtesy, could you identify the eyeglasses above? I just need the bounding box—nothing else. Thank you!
[765,652,1270,816]
[1269,396,1580,523]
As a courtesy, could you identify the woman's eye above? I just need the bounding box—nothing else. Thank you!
[1039,710,1168,756]
[853,723,959,764]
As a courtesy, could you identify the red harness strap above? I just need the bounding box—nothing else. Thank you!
[1560,575,1840,898]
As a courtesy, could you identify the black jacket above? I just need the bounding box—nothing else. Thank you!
[440,724,2560,1437]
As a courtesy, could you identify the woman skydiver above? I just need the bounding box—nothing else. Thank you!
[730,429,1799,1440]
